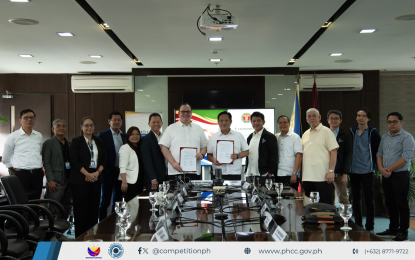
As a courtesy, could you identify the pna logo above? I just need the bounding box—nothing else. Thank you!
[241,113,251,123]
[87,244,102,259]
[108,243,124,259]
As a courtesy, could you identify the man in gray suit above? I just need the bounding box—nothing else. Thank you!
[42,119,71,219]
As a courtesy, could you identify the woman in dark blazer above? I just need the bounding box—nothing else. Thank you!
[69,116,107,238]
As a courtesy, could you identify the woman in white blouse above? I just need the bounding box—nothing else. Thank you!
[118,126,144,202]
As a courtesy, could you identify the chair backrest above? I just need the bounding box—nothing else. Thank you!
[0,210,29,238]
[0,176,29,205]
[0,229,8,256]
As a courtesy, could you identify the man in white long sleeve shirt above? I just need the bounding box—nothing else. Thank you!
[2,109,44,199]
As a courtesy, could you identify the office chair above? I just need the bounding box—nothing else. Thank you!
[0,176,70,236]
[0,214,29,259]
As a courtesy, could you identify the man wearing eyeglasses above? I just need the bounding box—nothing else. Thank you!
[376,112,415,241]
[159,103,207,181]
[42,119,72,219]
[349,108,381,233]
[97,111,126,221]
[327,110,353,205]
[2,109,44,199]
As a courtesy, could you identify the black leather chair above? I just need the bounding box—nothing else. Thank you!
[0,214,29,259]
[0,176,70,236]
[0,209,45,246]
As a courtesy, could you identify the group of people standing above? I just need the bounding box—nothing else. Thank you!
[2,103,414,242]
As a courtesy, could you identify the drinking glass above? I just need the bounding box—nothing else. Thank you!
[275,183,283,199]
[265,179,273,191]
[149,192,158,220]
[159,184,164,193]
[255,177,260,188]
[163,181,170,193]
[309,191,320,203]
[118,213,131,241]
[115,201,128,218]
[339,204,353,231]
[341,231,353,241]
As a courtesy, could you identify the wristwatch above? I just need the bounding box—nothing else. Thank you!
[236,153,240,159]
[329,169,334,173]
[292,172,297,176]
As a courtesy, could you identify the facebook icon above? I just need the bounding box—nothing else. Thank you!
[138,247,143,254]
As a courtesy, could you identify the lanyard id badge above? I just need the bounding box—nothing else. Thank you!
[65,162,71,169]
[87,139,96,169]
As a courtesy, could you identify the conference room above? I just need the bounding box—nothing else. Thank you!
[0,0,414,259]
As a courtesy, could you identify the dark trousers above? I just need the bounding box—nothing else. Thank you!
[99,167,122,221]
[123,181,144,202]
[46,177,71,219]
[14,169,44,200]
[382,171,410,234]
[302,181,333,205]
[71,181,101,238]
[275,175,299,190]
[349,172,375,230]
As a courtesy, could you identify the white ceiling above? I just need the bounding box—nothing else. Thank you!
[1,0,415,73]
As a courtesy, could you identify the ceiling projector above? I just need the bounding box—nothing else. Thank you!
[199,13,238,30]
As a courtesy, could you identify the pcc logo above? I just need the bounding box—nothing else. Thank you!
[108,243,124,259]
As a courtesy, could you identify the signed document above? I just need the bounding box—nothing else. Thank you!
[216,140,234,164]
[180,147,197,172]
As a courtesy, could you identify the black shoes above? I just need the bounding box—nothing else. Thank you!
[376,229,399,238]
[392,233,409,241]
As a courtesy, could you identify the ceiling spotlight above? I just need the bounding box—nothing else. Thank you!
[99,22,111,30]
[210,59,221,62]
[360,29,376,33]
[287,88,291,90]
[133,59,141,63]
[278,94,283,95]
[57,32,74,36]
[136,89,144,91]
[330,53,343,56]
[145,95,150,97]
[19,54,33,58]
[10,0,30,2]
[322,21,332,28]
[89,55,102,58]
[208,37,223,41]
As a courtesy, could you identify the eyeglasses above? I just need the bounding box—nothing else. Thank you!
[82,124,95,128]
[55,125,66,129]
[328,117,340,121]
[307,115,318,118]
[22,116,35,121]
[387,120,401,125]
[277,121,289,125]
[180,111,192,114]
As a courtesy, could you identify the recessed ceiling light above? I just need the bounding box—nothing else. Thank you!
[19,54,33,58]
[294,82,297,84]
[287,88,291,90]
[8,18,38,25]
[330,53,343,56]
[136,89,143,91]
[210,59,221,62]
[271,98,277,99]
[79,61,96,64]
[10,0,30,2]
[99,22,111,30]
[395,14,415,21]
[151,100,156,102]
[57,32,73,36]
[335,59,353,63]
[89,55,102,58]
[360,29,376,33]
[208,37,223,41]
[145,95,150,97]
[278,94,283,95]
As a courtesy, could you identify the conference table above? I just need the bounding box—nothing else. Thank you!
[75,182,382,242]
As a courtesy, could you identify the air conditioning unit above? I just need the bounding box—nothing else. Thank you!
[299,73,363,91]
[71,75,133,93]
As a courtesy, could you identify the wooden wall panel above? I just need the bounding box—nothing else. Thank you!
[113,93,135,133]
[0,74,67,93]
[67,75,77,140]
[91,93,114,134]
[53,93,69,139]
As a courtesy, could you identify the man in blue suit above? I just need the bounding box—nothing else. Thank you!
[141,113,166,190]
[98,111,126,221]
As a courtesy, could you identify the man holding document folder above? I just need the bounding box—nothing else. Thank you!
[207,111,249,180]
[159,103,207,180]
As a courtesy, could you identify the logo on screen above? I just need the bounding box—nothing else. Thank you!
[87,244,102,259]
[241,113,251,123]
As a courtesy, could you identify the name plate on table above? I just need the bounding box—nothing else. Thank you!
[242,182,250,190]
[173,201,181,214]
[156,218,172,231]
[251,194,259,203]
[263,212,273,229]
[177,194,184,204]
[155,226,169,242]
[271,225,288,242]
[192,180,213,185]
[182,187,188,196]
[224,180,242,186]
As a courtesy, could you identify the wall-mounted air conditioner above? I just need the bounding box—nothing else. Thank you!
[299,73,363,91]
[71,75,134,93]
